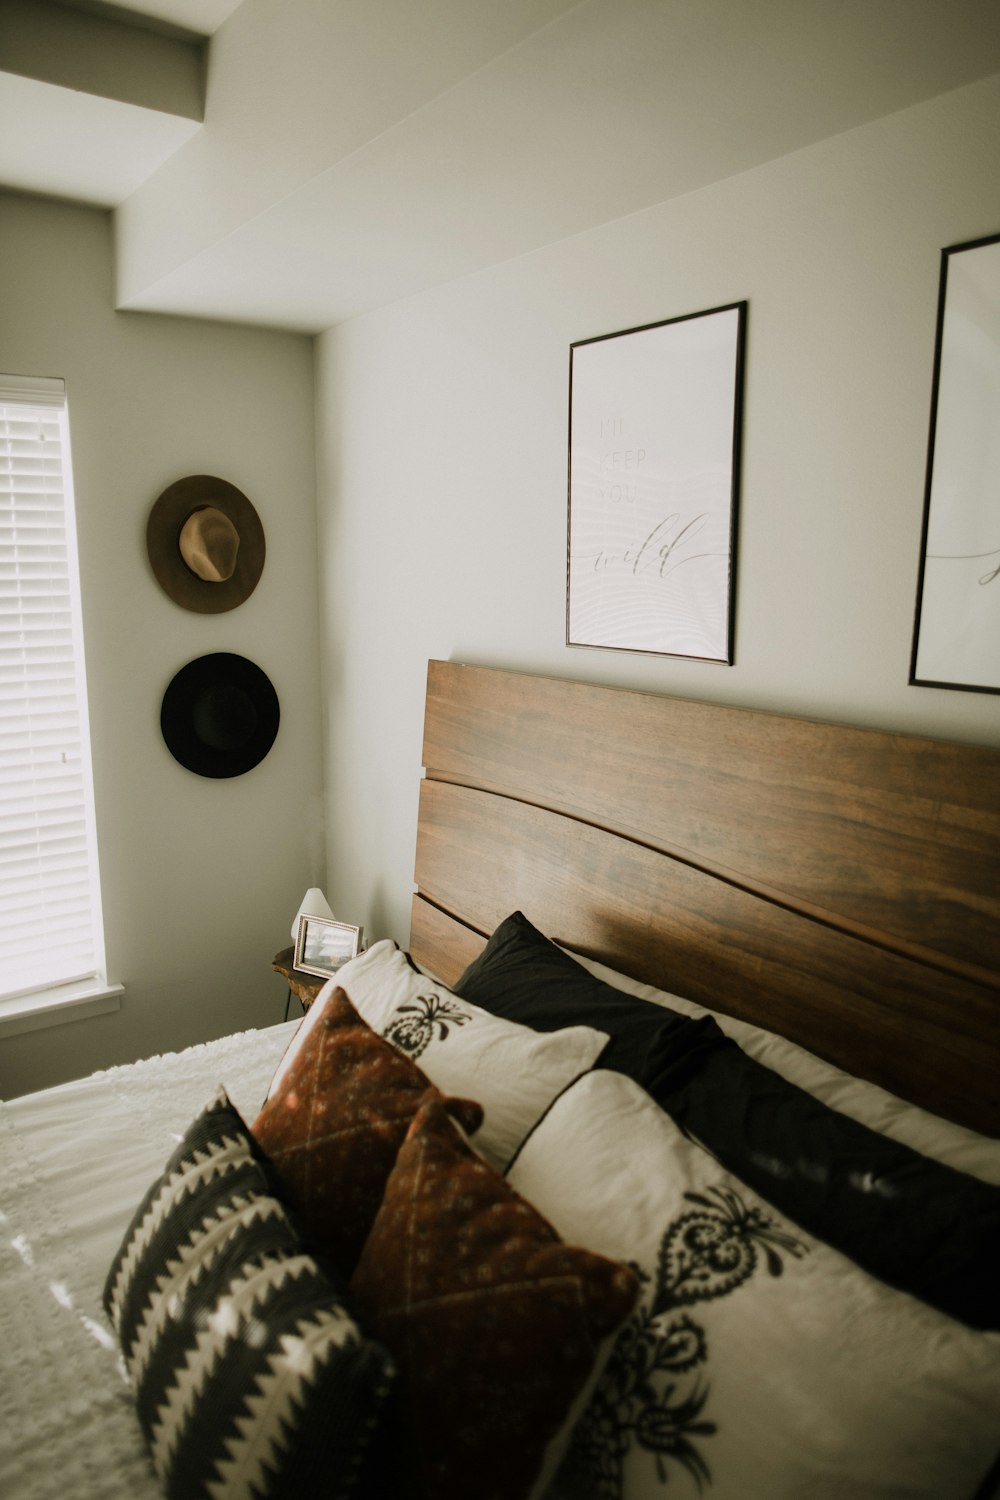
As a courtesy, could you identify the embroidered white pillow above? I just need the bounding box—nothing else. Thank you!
[327,939,608,1170]
[508,1069,1000,1500]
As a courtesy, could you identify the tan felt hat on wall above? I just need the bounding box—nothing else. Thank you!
[146,475,265,613]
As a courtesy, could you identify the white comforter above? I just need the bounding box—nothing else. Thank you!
[0,1022,298,1500]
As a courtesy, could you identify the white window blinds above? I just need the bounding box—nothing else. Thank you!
[0,375,108,1004]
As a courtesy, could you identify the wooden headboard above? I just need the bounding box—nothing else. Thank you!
[409,660,999,1136]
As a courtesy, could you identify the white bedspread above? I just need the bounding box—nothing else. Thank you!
[0,1021,298,1500]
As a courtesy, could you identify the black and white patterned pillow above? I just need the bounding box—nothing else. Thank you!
[103,1087,395,1500]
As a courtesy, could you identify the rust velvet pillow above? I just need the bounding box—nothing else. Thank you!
[252,987,483,1276]
[350,1094,639,1500]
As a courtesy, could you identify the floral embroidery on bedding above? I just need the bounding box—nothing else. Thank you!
[572,1185,808,1496]
[383,992,473,1059]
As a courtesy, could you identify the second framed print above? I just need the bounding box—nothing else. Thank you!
[910,231,1000,695]
[567,302,746,663]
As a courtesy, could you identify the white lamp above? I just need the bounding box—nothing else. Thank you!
[291,886,334,941]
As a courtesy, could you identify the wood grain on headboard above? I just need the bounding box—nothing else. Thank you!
[409,660,1000,1135]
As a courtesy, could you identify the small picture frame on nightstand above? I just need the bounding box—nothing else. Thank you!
[294,915,364,979]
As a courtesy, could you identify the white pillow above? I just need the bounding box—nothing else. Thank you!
[508,1069,1000,1500]
[570,948,1000,1184]
[274,940,608,1171]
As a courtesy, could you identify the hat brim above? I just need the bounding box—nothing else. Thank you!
[161,653,280,778]
[147,475,265,613]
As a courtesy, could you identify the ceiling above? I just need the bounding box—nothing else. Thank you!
[0,0,221,208]
[3,0,1000,334]
[78,0,242,29]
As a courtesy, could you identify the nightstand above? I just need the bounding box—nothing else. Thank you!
[272,946,326,1017]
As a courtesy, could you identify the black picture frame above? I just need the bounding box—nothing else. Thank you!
[566,302,746,664]
[910,232,1000,695]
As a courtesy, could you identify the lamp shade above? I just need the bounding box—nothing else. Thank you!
[291,887,334,941]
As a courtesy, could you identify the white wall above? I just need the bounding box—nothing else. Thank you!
[315,73,1000,955]
[0,191,323,1097]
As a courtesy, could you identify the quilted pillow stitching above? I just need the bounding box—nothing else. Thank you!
[252,986,483,1275]
[350,1094,639,1500]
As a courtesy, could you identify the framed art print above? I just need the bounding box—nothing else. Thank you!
[294,916,364,979]
[911,232,1000,694]
[566,302,746,663]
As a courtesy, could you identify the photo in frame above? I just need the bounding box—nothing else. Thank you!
[566,302,746,663]
[293,915,364,979]
[910,231,1000,695]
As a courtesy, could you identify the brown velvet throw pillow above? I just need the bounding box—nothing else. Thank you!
[253,987,483,1276]
[350,1094,640,1500]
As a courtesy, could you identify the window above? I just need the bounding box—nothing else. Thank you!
[0,375,117,1028]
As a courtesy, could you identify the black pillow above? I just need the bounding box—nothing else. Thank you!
[455,911,1000,1329]
[104,1087,395,1500]
[454,910,730,1087]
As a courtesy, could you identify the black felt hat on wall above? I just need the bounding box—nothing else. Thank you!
[160,653,280,778]
[147,475,265,613]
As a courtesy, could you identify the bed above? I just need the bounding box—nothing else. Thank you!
[1,658,998,1500]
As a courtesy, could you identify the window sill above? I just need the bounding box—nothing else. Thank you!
[0,981,124,1039]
